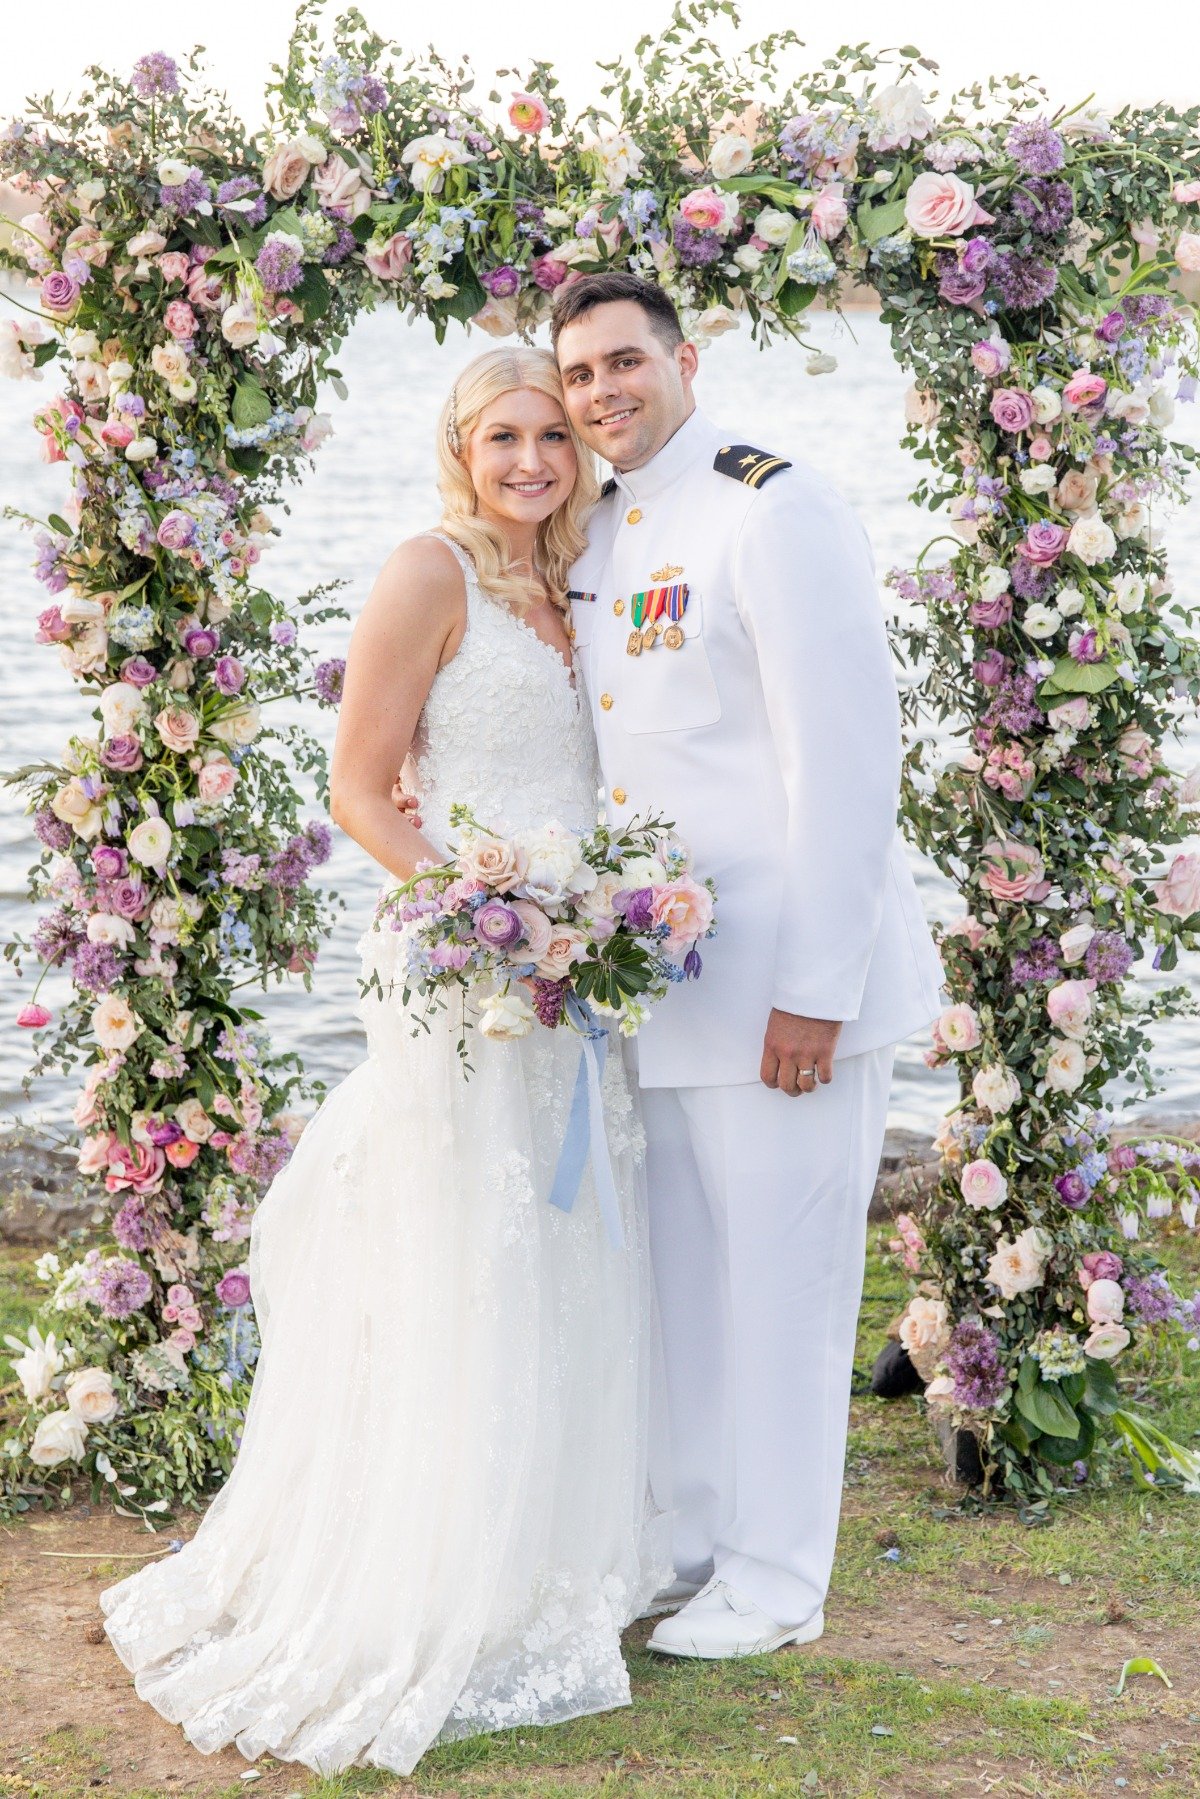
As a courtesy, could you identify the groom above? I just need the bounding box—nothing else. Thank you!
[549,272,943,1657]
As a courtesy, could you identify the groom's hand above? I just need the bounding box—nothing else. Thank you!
[390,779,422,829]
[760,1010,842,1097]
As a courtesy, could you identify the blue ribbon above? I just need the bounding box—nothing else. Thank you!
[547,995,624,1250]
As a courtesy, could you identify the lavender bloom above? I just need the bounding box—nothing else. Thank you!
[1009,556,1055,601]
[1012,179,1074,234]
[944,1319,1008,1409]
[531,977,568,1028]
[1126,294,1170,326]
[226,1130,292,1183]
[621,887,655,931]
[34,808,73,852]
[1125,1271,1180,1326]
[314,658,346,705]
[98,1258,153,1319]
[672,219,723,267]
[1054,1169,1089,1210]
[255,233,305,293]
[213,655,245,695]
[160,170,209,216]
[132,51,179,97]
[216,1268,252,1307]
[994,251,1058,312]
[73,940,125,994]
[1085,931,1135,984]
[302,820,332,865]
[270,620,298,647]
[112,1197,150,1252]
[183,625,219,658]
[216,176,268,229]
[1004,119,1067,175]
[32,907,83,966]
[961,235,996,275]
[322,225,358,266]
[1011,935,1063,984]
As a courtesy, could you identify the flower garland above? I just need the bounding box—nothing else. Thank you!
[2,6,1199,1510]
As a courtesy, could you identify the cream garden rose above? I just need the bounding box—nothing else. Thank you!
[65,1365,119,1425]
[986,1225,1052,1301]
[29,1409,88,1467]
[91,993,142,1051]
[972,1064,1021,1115]
[477,987,536,1040]
[1044,1036,1087,1092]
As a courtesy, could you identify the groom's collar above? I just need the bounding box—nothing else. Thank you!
[610,407,721,504]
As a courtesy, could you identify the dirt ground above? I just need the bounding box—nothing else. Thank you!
[2,1503,1197,1799]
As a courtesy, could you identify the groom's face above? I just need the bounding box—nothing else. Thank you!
[556,300,697,471]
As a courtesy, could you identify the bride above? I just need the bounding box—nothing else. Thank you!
[100,347,671,1775]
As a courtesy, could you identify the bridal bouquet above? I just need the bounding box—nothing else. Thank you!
[364,805,716,1053]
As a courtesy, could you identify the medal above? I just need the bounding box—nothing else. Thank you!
[663,623,684,650]
[626,629,643,656]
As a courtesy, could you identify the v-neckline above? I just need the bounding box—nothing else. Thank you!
[503,602,578,695]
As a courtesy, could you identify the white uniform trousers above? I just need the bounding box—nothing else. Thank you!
[640,1044,896,1627]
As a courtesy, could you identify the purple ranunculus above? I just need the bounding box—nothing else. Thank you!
[40,270,80,315]
[183,625,219,658]
[473,901,524,951]
[1107,1144,1138,1175]
[91,844,128,880]
[989,387,1035,434]
[213,654,245,695]
[481,264,521,298]
[1019,521,1070,566]
[157,510,197,551]
[100,734,144,773]
[938,263,986,306]
[216,1267,252,1308]
[120,655,158,687]
[1054,1170,1089,1210]
[973,649,1009,687]
[621,886,655,931]
[1069,627,1102,664]
[145,1115,184,1148]
[531,254,569,292]
[1082,1249,1124,1285]
[1096,309,1127,344]
[969,594,1014,631]
[961,235,996,275]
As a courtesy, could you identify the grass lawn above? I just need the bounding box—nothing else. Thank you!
[1,1224,1199,1798]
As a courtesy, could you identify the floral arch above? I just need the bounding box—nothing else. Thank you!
[3,2,1200,1510]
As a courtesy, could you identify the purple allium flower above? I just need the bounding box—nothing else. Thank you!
[216,1267,252,1307]
[112,1196,150,1252]
[213,654,245,695]
[474,901,524,951]
[159,170,209,216]
[1009,556,1055,602]
[1011,935,1063,984]
[314,658,346,705]
[994,250,1058,312]
[216,175,268,229]
[359,74,388,115]
[72,940,125,994]
[672,219,723,267]
[531,977,568,1028]
[98,1258,153,1319]
[322,225,358,266]
[944,1319,1008,1410]
[1004,118,1067,175]
[34,808,73,852]
[132,51,180,98]
[1085,931,1135,984]
[937,261,987,305]
[120,655,158,687]
[1096,309,1127,344]
[100,735,144,773]
[1012,179,1074,234]
[1125,1271,1180,1326]
[302,820,332,865]
[255,232,305,294]
[621,887,655,931]
[1126,294,1170,326]
[481,264,521,297]
[270,620,298,647]
[1054,1170,1089,1210]
[32,907,83,966]
[226,1130,291,1183]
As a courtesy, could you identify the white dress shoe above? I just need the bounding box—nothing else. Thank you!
[647,1579,824,1659]
[636,1576,704,1622]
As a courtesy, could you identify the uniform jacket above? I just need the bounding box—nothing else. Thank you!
[566,405,944,1089]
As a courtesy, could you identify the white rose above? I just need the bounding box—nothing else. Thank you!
[151,341,189,385]
[754,207,794,246]
[3,1324,64,1403]
[1019,465,1058,495]
[1022,603,1062,640]
[127,230,167,258]
[65,1365,119,1425]
[1030,385,1062,424]
[221,295,259,348]
[1058,921,1096,965]
[898,1294,951,1359]
[1114,501,1147,541]
[174,1096,214,1143]
[128,817,173,867]
[49,777,104,841]
[692,304,739,344]
[98,681,146,736]
[28,1408,88,1467]
[208,702,261,746]
[867,80,934,151]
[86,913,136,948]
[733,243,764,272]
[986,1225,1052,1301]
[709,131,753,179]
[1067,514,1117,566]
[74,359,110,404]
[91,993,142,1051]
[1055,584,1086,617]
[1044,1037,1086,1092]
[543,206,572,229]
[971,1064,1021,1116]
[477,987,536,1041]
[978,564,1011,601]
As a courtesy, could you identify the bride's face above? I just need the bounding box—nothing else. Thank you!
[461,388,578,531]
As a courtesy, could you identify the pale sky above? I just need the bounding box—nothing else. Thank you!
[2,0,1197,130]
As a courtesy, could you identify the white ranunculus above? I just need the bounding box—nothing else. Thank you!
[978,564,1011,601]
[709,131,753,179]
[1084,1322,1130,1360]
[1022,603,1062,640]
[1066,514,1117,566]
[1019,465,1058,495]
[127,817,173,867]
[64,1365,119,1425]
[733,243,764,272]
[754,207,794,246]
[1044,1036,1086,1092]
[1055,584,1086,617]
[28,1408,88,1467]
[1030,384,1062,424]
[971,1064,1021,1116]
[986,1225,1052,1301]
[1111,573,1145,614]
[86,912,136,948]
[157,157,190,187]
[3,1324,64,1403]
[477,987,536,1041]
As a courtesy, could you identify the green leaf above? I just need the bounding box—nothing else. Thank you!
[717,175,806,208]
[231,377,272,433]
[1083,1358,1120,1417]
[856,196,907,244]
[248,591,273,628]
[226,445,268,477]
[776,279,816,318]
[445,264,488,325]
[1014,1380,1080,1441]
[1036,1411,1095,1465]
[32,340,58,368]
[1017,1353,1040,1394]
[1036,656,1121,701]
[1114,1656,1172,1697]
[47,513,73,538]
[291,264,332,323]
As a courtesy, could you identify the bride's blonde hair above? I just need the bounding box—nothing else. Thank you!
[436,347,599,614]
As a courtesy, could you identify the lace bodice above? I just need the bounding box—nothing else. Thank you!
[407,533,601,855]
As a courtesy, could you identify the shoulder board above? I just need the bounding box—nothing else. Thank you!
[713,444,793,489]
[600,477,618,497]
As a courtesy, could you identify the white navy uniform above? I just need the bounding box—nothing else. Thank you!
[567,406,944,1626]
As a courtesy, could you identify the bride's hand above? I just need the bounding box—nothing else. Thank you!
[390,778,423,830]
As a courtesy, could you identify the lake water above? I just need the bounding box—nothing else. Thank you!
[2,304,1198,1143]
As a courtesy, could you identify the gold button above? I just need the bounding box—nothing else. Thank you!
[612,786,627,805]
[613,598,625,616]
[626,507,642,525]
[600,692,613,710]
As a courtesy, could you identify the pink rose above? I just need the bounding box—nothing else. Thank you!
[945,913,987,950]
[989,387,1034,433]
[1173,181,1200,203]
[535,926,589,981]
[157,251,190,284]
[904,170,993,238]
[154,706,200,754]
[186,262,225,311]
[509,92,550,134]
[262,141,313,201]
[1062,371,1108,411]
[1175,231,1200,274]
[1079,1249,1123,1290]
[678,186,729,232]
[1153,851,1200,919]
[312,153,372,221]
[163,299,196,340]
[198,757,237,801]
[104,1137,166,1195]
[980,839,1049,904]
[1019,521,1070,565]
[970,336,1011,378]
[1028,434,1054,461]
[531,254,569,291]
[649,875,714,952]
[509,899,554,961]
[1046,977,1095,1040]
[364,231,413,281]
[810,184,849,242]
[1048,696,1089,731]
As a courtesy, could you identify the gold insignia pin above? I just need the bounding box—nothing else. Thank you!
[650,563,684,583]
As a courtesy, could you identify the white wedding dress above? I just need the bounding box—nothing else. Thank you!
[100,534,671,1775]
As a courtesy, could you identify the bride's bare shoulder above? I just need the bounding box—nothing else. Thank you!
[360,533,466,635]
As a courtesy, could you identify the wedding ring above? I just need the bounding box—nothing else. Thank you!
[798,1067,818,1079]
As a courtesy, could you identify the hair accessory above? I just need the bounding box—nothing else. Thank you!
[447,386,461,454]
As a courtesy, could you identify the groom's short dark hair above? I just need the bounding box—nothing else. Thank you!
[550,272,685,353]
